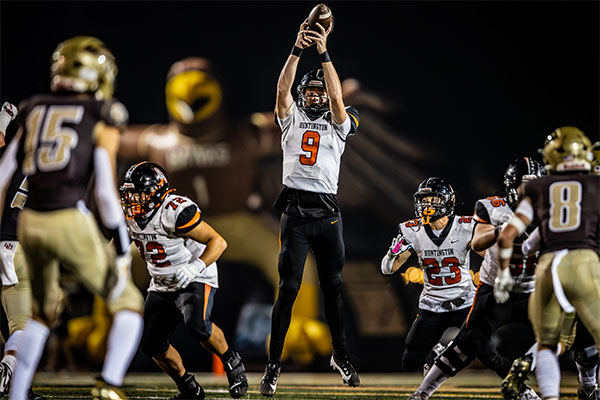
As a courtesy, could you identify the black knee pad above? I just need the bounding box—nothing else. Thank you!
[434,341,474,377]
[402,347,425,372]
[575,347,600,369]
[187,318,212,343]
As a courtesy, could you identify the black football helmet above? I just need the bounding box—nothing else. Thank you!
[503,157,545,209]
[297,69,329,119]
[120,161,172,219]
[413,177,456,222]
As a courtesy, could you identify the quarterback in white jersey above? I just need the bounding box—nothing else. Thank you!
[120,161,248,400]
[261,18,361,397]
[381,177,476,373]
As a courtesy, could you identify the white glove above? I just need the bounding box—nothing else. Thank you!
[1,102,18,120]
[493,267,514,304]
[108,253,132,303]
[387,234,413,259]
[174,260,206,289]
[0,102,18,135]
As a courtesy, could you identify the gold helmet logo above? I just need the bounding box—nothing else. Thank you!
[50,36,117,100]
[542,126,593,173]
[165,69,222,124]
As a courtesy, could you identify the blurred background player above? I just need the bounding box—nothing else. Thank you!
[407,159,545,400]
[259,17,361,396]
[119,161,248,399]
[381,178,478,376]
[0,36,144,400]
[497,127,600,400]
[0,102,46,400]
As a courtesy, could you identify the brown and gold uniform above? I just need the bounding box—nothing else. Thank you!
[524,173,600,348]
[14,93,142,319]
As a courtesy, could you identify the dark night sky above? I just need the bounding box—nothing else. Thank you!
[1,1,599,211]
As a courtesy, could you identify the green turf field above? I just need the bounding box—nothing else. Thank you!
[30,371,580,399]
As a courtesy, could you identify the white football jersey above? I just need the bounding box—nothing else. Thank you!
[125,193,218,292]
[399,215,476,313]
[277,103,352,194]
[474,196,536,293]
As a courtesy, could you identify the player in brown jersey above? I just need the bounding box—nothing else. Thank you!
[497,126,600,400]
[0,37,144,400]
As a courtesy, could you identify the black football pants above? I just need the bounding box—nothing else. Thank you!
[269,213,347,362]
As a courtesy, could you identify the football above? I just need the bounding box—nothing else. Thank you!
[307,3,333,32]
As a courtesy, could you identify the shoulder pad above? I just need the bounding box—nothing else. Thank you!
[160,194,199,233]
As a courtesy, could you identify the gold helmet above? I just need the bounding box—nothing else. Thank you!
[541,126,593,173]
[165,57,222,124]
[592,141,600,176]
[50,36,117,100]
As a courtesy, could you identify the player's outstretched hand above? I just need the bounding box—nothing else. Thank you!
[387,234,413,259]
[303,22,332,54]
[1,102,18,121]
[493,267,514,304]
[295,19,314,49]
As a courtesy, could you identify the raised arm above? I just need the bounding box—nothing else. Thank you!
[276,20,313,119]
[381,233,414,275]
[304,23,346,124]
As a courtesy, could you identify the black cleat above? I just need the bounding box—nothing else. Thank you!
[28,388,47,400]
[171,374,205,400]
[223,351,248,399]
[502,354,533,400]
[259,361,281,397]
[577,383,599,400]
[330,354,360,387]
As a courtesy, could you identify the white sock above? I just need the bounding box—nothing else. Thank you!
[535,349,560,400]
[102,310,143,386]
[576,345,599,387]
[9,320,49,400]
[5,330,23,353]
[526,342,538,371]
[417,364,450,397]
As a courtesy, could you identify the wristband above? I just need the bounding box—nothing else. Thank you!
[320,50,331,63]
[498,247,513,260]
[291,45,303,57]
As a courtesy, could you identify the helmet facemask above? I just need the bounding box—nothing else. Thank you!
[414,193,453,224]
[298,87,329,118]
[119,163,171,220]
[297,69,329,120]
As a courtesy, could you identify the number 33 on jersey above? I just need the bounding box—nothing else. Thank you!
[277,103,359,194]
